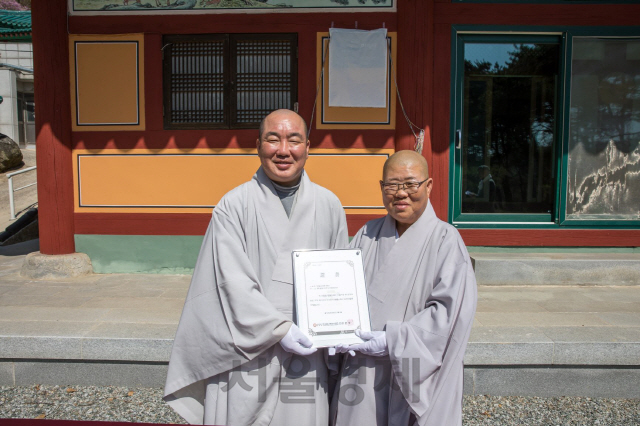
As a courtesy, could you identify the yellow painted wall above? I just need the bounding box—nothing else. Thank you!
[74,149,391,214]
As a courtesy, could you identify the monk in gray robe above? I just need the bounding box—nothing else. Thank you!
[332,150,477,426]
[164,109,349,425]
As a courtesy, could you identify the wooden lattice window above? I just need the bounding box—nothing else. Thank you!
[163,34,298,130]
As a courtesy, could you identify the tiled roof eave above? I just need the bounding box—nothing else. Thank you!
[0,11,31,31]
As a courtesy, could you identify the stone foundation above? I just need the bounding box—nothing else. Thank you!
[20,252,93,279]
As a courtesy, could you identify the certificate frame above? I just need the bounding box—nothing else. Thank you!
[292,248,372,348]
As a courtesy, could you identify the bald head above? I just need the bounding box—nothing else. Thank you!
[259,109,308,142]
[383,150,429,181]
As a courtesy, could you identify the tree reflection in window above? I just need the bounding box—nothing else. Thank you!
[462,42,559,215]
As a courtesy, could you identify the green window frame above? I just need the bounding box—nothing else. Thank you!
[450,25,640,229]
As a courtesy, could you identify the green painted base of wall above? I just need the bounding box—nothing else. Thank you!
[75,235,204,274]
[74,234,639,274]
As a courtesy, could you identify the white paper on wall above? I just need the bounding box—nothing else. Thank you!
[328,28,388,108]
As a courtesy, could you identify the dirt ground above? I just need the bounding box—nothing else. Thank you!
[0,148,38,233]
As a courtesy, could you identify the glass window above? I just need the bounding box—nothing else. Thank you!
[456,38,561,221]
[565,38,640,221]
[24,94,35,122]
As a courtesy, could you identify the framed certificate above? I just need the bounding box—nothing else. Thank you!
[292,248,372,348]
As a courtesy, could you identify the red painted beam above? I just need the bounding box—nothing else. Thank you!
[74,213,384,237]
[71,129,395,151]
[74,213,210,236]
[68,12,398,35]
[32,0,75,254]
[433,3,640,26]
[74,212,640,247]
[346,214,386,236]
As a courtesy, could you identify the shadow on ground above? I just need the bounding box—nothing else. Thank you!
[0,238,39,256]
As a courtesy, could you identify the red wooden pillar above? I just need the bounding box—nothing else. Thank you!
[32,0,75,254]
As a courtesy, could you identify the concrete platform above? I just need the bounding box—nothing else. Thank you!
[471,252,640,286]
[1,242,639,398]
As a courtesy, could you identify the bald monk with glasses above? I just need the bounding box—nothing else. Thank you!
[331,150,478,426]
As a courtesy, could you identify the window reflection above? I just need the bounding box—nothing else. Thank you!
[566,38,640,220]
[461,42,559,215]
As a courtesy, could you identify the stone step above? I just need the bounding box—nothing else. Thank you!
[1,321,639,398]
[471,253,640,285]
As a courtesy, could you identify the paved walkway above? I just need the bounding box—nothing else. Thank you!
[1,240,639,397]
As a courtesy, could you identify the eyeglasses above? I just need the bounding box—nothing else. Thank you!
[380,178,430,194]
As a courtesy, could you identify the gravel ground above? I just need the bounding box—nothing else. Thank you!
[463,395,639,425]
[1,386,638,425]
[0,386,186,424]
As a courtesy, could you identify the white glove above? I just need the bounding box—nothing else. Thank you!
[345,330,388,357]
[279,323,317,356]
[328,344,356,357]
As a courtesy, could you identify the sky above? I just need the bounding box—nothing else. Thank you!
[464,43,533,67]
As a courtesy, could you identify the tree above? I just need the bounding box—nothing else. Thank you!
[463,44,559,213]
[0,0,28,10]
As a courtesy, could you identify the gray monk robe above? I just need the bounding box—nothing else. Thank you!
[164,167,348,425]
[333,201,477,426]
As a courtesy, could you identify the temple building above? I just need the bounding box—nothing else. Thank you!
[32,0,639,273]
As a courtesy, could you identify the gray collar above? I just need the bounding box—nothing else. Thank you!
[271,179,301,195]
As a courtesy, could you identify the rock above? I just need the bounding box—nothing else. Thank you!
[0,134,23,173]
[21,252,94,280]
